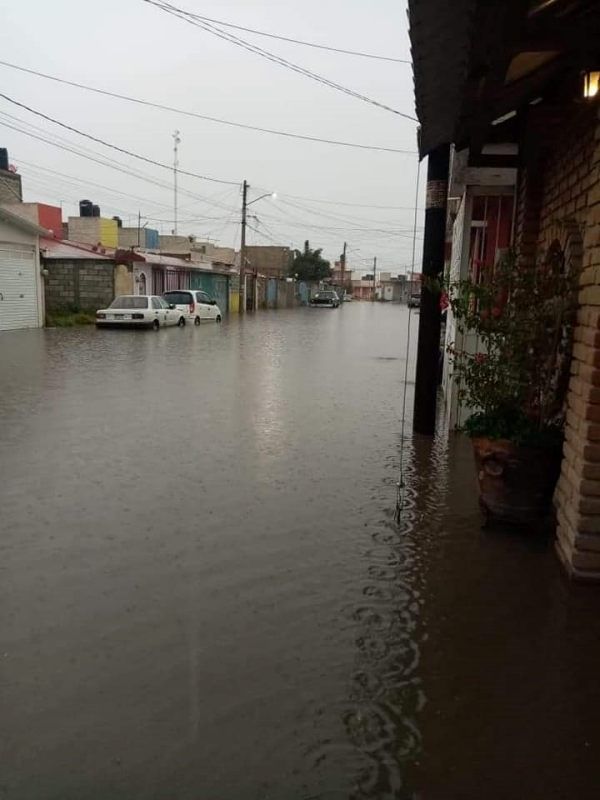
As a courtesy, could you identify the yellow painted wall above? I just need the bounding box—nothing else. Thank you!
[114,264,133,296]
[99,218,119,247]
[229,290,239,314]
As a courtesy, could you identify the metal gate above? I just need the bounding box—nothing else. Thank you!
[190,272,229,314]
[298,281,310,305]
[267,278,278,308]
[0,247,39,331]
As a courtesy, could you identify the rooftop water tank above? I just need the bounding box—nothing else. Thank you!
[79,199,93,217]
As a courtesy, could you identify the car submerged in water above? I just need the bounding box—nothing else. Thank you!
[310,290,340,308]
[96,295,185,329]
[162,289,222,325]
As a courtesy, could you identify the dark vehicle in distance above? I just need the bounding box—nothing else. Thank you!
[408,292,421,309]
[310,290,340,308]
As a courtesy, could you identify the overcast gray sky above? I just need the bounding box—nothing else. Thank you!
[0,0,423,274]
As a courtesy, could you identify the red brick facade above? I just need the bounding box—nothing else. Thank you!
[529,104,600,579]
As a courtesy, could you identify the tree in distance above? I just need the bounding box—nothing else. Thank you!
[292,240,332,281]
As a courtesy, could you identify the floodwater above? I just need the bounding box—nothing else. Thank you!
[1,303,600,800]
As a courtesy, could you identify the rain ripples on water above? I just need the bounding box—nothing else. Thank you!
[2,305,600,800]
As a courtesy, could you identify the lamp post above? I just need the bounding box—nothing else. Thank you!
[239,183,277,313]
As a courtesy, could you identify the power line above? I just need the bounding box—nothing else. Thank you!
[259,214,423,239]
[0,173,23,200]
[258,196,423,238]
[273,191,422,211]
[0,116,241,212]
[0,111,242,214]
[0,92,239,186]
[162,9,410,64]
[276,195,423,232]
[142,0,417,122]
[0,61,414,154]
[16,157,232,217]
[7,119,418,242]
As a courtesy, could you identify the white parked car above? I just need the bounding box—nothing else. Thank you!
[162,289,222,325]
[96,295,185,329]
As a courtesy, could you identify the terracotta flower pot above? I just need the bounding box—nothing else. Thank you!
[471,436,562,524]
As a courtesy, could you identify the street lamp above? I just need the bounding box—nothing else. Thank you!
[239,182,276,313]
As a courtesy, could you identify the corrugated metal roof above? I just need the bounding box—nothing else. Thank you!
[135,250,197,269]
[134,249,236,275]
[41,237,114,260]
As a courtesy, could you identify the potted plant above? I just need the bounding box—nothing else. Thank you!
[447,248,578,524]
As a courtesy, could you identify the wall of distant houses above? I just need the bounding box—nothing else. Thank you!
[43,257,314,317]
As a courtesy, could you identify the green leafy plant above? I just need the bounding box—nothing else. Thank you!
[447,248,578,446]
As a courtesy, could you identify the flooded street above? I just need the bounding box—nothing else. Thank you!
[2,303,600,799]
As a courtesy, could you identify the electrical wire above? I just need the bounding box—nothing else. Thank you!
[276,193,421,211]
[17,157,207,217]
[395,158,421,524]
[276,194,423,233]
[172,10,410,63]
[9,117,419,256]
[143,0,417,121]
[0,92,239,186]
[0,123,243,232]
[17,168,236,233]
[0,61,413,154]
[0,173,23,200]
[0,112,241,212]
[258,209,423,239]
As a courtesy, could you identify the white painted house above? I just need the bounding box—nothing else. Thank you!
[0,206,48,331]
[442,146,518,429]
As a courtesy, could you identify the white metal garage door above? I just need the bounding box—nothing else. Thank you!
[0,246,39,331]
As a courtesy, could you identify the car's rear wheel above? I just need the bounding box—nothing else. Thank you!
[153,319,160,330]
[216,314,222,323]
[178,316,186,327]
[194,316,201,326]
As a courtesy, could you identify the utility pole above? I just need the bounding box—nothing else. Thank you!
[137,210,141,247]
[372,256,377,301]
[341,241,347,293]
[239,179,249,314]
[172,130,181,235]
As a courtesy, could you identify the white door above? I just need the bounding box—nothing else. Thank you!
[151,296,166,326]
[159,297,176,326]
[196,291,213,320]
[0,247,39,331]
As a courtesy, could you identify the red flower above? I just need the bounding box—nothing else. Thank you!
[474,353,487,365]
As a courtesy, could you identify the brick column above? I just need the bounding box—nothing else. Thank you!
[555,119,600,580]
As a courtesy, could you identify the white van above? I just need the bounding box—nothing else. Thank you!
[162,289,222,325]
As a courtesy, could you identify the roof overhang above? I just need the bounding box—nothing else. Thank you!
[41,237,114,260]
[0,205,50,237]
[409,0,600,157]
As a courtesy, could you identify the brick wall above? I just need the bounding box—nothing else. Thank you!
[0,170,22,203]
[245,246,292,277]
[44,259,115,312]
[44,262,75,312]
[537,106,597,253]
[541,104,600,580]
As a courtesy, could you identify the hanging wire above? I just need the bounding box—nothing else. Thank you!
[395,157,421,524]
